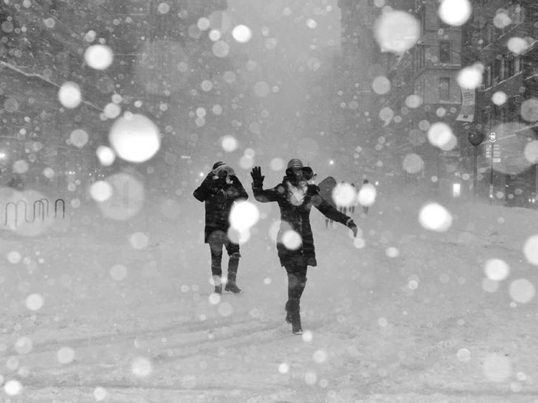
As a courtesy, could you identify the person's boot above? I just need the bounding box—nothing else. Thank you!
[225,254,242,294]
[212,275,222,294]
[287,298,302,335]
[285,300,292,324]
[292,313,302,335]
[225,280,242,294]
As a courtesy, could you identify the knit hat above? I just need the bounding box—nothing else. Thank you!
[212,161,226,170]
[287,158,304,169]
[213,163,235,177]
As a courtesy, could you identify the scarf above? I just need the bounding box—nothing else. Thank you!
[286,181,308,206]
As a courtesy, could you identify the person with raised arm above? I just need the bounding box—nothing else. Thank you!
[250,159,358,335]
[194,161,248,294]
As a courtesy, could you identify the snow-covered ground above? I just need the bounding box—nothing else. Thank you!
[1,184,538,402]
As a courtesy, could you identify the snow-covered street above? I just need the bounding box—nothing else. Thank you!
[1,186,538,402]
[1,0,538,401]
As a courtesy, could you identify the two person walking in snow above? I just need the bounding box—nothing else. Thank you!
[193,161,249,294]
[251,159,358,335]
[194,158,358,335]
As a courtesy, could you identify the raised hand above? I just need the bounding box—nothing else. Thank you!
[347,220,358,238]
[250,166,265,186]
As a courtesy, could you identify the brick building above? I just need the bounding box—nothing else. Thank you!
[376,0,468,194]
[464,0,538,206]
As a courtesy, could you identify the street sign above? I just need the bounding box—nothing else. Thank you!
[488,132,496,143]
[493,144,501,158]
[485,143,501,160]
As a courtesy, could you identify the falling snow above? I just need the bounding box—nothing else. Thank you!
[0,0,537,401]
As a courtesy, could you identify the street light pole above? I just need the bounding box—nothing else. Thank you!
[488,131,496,205]
[467,126,485,200]
[473,145,478,199]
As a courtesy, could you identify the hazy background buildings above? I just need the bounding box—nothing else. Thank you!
[0,0,536,206]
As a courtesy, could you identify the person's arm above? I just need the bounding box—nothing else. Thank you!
[311,188,358,236]
[193,173,218,202]
[250,166,281,203]
[228,175,249,201]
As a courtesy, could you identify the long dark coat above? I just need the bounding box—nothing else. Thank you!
[253,177,351,267]
[193,174,248,242]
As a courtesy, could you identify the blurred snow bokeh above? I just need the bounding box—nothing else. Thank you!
[0,0,537,401]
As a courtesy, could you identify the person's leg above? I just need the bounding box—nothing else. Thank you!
[224,239,241,293]
[285,262,307,334]
[208,231,225,293]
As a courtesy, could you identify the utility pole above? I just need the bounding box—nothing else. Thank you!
[467,126,484,200]
[488,131,497,204]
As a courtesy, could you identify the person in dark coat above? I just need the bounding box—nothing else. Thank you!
[193,161,248,294]
[250,159,358,335]
[361,178,370,215]
[7,174,23,191]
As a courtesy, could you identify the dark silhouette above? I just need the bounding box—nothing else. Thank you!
[337,181,348,216]
[193,161,248,294]
[251,159,358,335]
[361,178,370,215]
[350,183,356,214]
[318,176,337,228]
[7,174,23,191]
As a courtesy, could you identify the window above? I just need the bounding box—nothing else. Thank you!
[500,56,506,80]
[484,65,492,87]
[493,58,501,84]
[439,17,449,30]
[512,4,523,25]
[498,106,508,123]
[439,77,450,100]
[113,1,150,15]
[514,56,522,73]
[486,24,496,45]
[508,98,519,121]
[415,78,426,100]
[414,45,425,72]
[481,108,492,126]
[507,56,515,77]
[439,41,451,63]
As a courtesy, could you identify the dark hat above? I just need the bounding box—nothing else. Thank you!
[212,161,226,170]
[285,158,314,180]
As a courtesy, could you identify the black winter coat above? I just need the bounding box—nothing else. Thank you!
[253,177,351,267]
[193,174,248,242]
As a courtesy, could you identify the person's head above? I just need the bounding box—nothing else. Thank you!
[212,162,235,185]
[213,161,225,170]
[285,158,314,184]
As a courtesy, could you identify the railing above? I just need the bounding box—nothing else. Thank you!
[4,198,65,227]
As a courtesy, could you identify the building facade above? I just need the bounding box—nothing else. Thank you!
[375,0,468,195]
[336,0,381,177]
[1,0,230,194]
[464,0,538,206]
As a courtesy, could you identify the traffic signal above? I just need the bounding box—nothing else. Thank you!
[468,129,485,147]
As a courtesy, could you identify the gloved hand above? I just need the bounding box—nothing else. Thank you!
[346,219,358,237]
[200,173,220,195]
[229,175,240,185]
[250,166,265,187]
